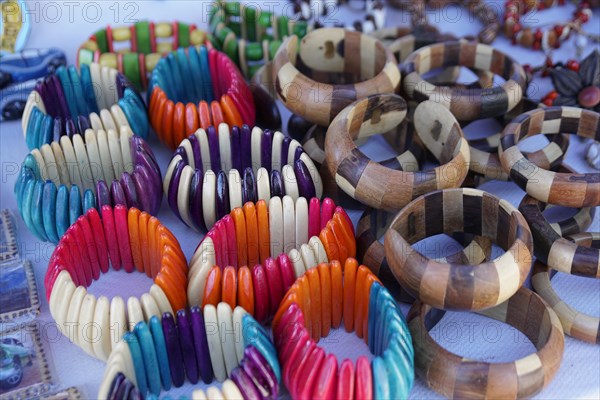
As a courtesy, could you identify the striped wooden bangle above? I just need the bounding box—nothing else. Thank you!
[407,286,564,399]
[385,188,534,311]
[499,106,600,208]
[532,234,600,344]
[401,41,527,121]
[44,205,187,360]
[273,28,400,127]
[519,195,599,277]
[325,96,470,211]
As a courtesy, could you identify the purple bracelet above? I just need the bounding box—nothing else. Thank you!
[176,310,199,384]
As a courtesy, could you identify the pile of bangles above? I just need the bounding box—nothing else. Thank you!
[8,0,600,399]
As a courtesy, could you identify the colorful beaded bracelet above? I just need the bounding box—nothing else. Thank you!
[188,196,356,322]
[401,41,527,121]
[209,0,311,78]
[148,45,255,150]
[385,188,534,311]
[519,195,599,277]
[98,305,280,398]
[272,258,415,399]
[273,27,400,127]
[408,286,564,399]
[22,63,148,150]
[532,234,600,344]
[14,129,162,243]
[500,106,600,207]
[78,21,210,90]
[44,205,187,360]
[326,97,470,211]
[163,124,322,231]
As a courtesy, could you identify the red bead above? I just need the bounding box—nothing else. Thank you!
[355,356,373,400]
[554,25,564,36]
[543,98,554,106]
[580,14,589,23]
[308,198,321,238]
[251,263,270,324]
[548,91,559,100]
[320,198,336,229]
[288,340,316,395]
[275,302,304,346]
[296,346,325,399]
[78,215,101,280]
[264,257,284,317]
[277,253,296,293]
[534,29,543,40]
[87,208,110,274]
[337,359,355,400]
[70,222,93,286]
[311,354,338,400]
[512,23,522,33]
[222,215,238,268]
[101,205,121,271]
[566,60,580,72]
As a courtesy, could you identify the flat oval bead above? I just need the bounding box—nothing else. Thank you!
[176,309,199,384]
[294,159,316,199]
[215,170,230,221]
[110,180,127,207]
[149,315,172,391]
[207,125,221,172]
[190,306,214,383]
[134,322,162,395]
[161,312,186,387]
[242,167,257,204]
[124,331,148,395]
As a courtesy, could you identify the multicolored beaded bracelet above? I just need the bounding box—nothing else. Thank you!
[325,97,470,211]
[163,124,323,231]
[273,27,400,127]
[14,129,162,243]
[44,205,187,360]
[499,106,600,208]
[532,234,600,344]
[273,258,415,399]
[21,63,148,150]
[147,45,255,150]
[78,21,210,90]
[188,196,356,323]
[408,287,564,399]
[385,188,534,311]
[97,305,280,398]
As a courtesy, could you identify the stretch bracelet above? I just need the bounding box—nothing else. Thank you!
[98,305,280,399]
[209,1,311,78]
[401,41,527,121]
[385,188,534,311]
[22,63,148,150]
[325,96,470,211]
[272,258,415,399]
[273,28,400,127]
[44,205,187,360]
[500,106,600,207]
[188,196,356,323]
[164,124,322,231]
[532,233,600,343]
[14,129,162,243]
[408,287,564,399]
[78,21,210,90]
[148,45,255,150]
[519,195,599,277]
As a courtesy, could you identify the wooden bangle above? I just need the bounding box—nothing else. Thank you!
[272,28,400,127]
[97,305,280,399]
[22,63,148,150]
[325,96,470,211]
[15,130,162,243]
[401,41,527,121]
[272,259,415,399]
[532,233,600,344]
[519,195,599,277]
[500,106,600,207]
[407,286,564,399]
[384,188,534,311]
[45,205,187,360]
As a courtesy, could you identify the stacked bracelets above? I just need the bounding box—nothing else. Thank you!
[273,258,415,399]
[45,205,187,360]
[188,196,356,324]
[22,63,148,150]
[147,45,255,149]
[14,129,162,243]
[163,124,322,230]
[77,21,210,90]
[98,305,280,399]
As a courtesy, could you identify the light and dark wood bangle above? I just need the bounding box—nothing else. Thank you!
[147,45,255,150]
[188,196,356,324]
[532,233,600,344]
[325,96,470,211]
[272,258,415,399]
[272,27,400,127]
[77,21,210,90]
[22,63,148,150]
[500,106,600,207]
[519,195,599,277]
[385,188,534,311]
[401,41,527,121]
[14,129,162,243]
[98,305,280,399]
[407,287,565,399]
[163,125,322,231]
[44,205,187,360]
